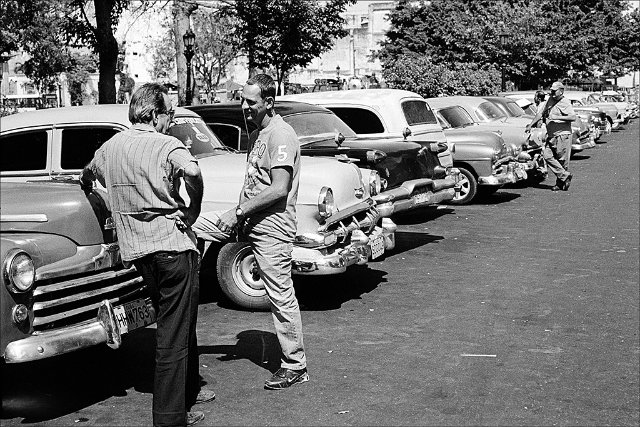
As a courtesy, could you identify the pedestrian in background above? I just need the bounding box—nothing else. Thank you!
[80,83,214,426]
[215,73,309,390]
[526,81,576,191]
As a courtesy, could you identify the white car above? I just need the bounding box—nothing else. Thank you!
[0,105,396,310]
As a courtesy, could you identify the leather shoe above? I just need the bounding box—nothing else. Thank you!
[264,367,309,390]
[562,173,572,191]
[187,411,205,426]
[551,185,562,192]
[195,389,216,404]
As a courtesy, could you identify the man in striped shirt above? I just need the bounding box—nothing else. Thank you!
[80,83,212,426]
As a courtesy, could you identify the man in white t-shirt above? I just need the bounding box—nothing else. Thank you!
[216,74,308,390]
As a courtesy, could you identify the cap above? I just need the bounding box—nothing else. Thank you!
[550,81,565,91]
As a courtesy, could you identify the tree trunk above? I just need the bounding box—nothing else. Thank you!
[173,0,198,106]
[94,0,118,104]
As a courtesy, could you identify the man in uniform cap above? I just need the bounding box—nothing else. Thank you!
[526,81,576,191]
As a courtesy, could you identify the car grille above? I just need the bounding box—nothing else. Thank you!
[323,207,380,244]
[31,266,146,332]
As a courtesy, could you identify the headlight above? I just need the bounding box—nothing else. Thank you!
[493,146,501,160]
[367,170,382,196]
[318,187,336,219]
[4,249,35,292]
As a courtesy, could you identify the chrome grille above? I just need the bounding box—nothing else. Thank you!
[32,266,146,332]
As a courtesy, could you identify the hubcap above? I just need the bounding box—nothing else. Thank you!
[231,247,266,296]
[454,174,470,201]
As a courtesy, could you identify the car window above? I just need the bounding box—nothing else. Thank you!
[326,107,384,134]
[208,123,245,151]
[282,111,356,143]
[506,102,526,117]
[401,100,437,125]
[438,106,475,128]
[1,130,48,172]
[475,102,507,122]
[60,127,120,169]
[435,112,451,129]
[168,117,227,158]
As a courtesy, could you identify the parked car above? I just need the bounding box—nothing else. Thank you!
[1,180,153,363]
[280,89,529,204]
[426,98,547,184]
[188,100,459,216]
[1,105,395,311]
[586,92,632,124]
[487,95,595,153]
[562,91,622,130]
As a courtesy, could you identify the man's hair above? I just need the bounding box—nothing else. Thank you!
[246,74,276,100]
[534,90,546,103]
[129,83,169,124]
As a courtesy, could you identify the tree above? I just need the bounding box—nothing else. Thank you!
[192,9,241,100]
[229,0,355,94]
[66,50,99,105]
[377,0,639,92]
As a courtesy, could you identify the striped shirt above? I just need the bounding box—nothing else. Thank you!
[88,124,198,261]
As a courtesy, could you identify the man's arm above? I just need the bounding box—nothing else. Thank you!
[181,162,204,227]
[216,166,292,233]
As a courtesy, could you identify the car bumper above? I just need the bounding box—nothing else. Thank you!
[292,218,396,275]
[478,162,527,186]
[373,175,459,217]
[3,299,155,363]
[572,137,596,152]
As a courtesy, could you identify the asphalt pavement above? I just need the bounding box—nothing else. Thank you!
[2,119,639,426]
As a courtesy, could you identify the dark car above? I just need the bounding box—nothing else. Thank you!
[188,101,460,217]
[1,181,154,363]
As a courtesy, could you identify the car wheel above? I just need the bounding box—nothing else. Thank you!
[449,166,477,205]
[217,242,270,310]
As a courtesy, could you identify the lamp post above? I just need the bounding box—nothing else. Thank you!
[183,28,195,106]
[499,32,509,92]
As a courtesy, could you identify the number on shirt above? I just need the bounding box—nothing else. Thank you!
[277,145,288,161]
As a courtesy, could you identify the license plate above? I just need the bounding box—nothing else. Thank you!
[369,235,385,260]
[413,191,430,205]
[113,298,156,334]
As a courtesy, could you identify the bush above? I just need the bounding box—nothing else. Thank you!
[382,55,502,97]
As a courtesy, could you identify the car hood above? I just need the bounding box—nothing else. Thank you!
[0,181,109,246]
[197,153,369,214]
[442,128,505,151]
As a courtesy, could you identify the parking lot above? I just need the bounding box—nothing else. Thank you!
[2,119,638,426]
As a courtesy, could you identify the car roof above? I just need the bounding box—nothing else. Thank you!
[1,104,199,133]
[424,96,488,109]
[280,88,424,107]
[188,100,333,117]
[483,96,518,104]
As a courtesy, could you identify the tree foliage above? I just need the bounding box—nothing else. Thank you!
[228,0,355,94]
[377,0,639,93]
[192,8,242,98]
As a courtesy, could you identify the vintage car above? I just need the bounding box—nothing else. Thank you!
[1,105,395,311]
[188,101,459,217]
[1,180,154,363]
[424,102,532,202]
[426,98,547,184]
[279,89,530,204]
[503,91,609,141]
[277,90,497,203]
[586,92,632,124]
[485,95,596,153]
[562,91,622,130]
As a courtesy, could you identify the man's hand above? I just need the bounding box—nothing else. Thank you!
[79,168,94,193]
[215,209,239,234]
[165,205,200,232]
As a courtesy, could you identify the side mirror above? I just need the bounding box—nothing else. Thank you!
[334,132,345,147]
[402,127,412,140]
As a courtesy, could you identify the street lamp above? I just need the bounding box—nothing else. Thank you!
[183,28,196,106]
[499,32,510,92]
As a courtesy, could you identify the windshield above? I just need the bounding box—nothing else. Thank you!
[283,111,356,144]
[475,102,507,122]
[438,106,475,128]
[168,116,228,158]
[505,101,526,117]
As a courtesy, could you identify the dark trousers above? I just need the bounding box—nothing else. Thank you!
[134,250,201,427]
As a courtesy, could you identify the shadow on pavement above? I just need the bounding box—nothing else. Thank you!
[294,265,387,311]
[393,206,455,225]
[571,153,591,160]
[391,230,444,255]
[200,330,281,373]
[1,328,156,423]
[474,190,521,204]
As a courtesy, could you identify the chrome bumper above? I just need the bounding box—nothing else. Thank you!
[3,300,154,363]
[292,218,396,275]
[373,174,458,217]
[572,138,596,152]
[478,162,527,186]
